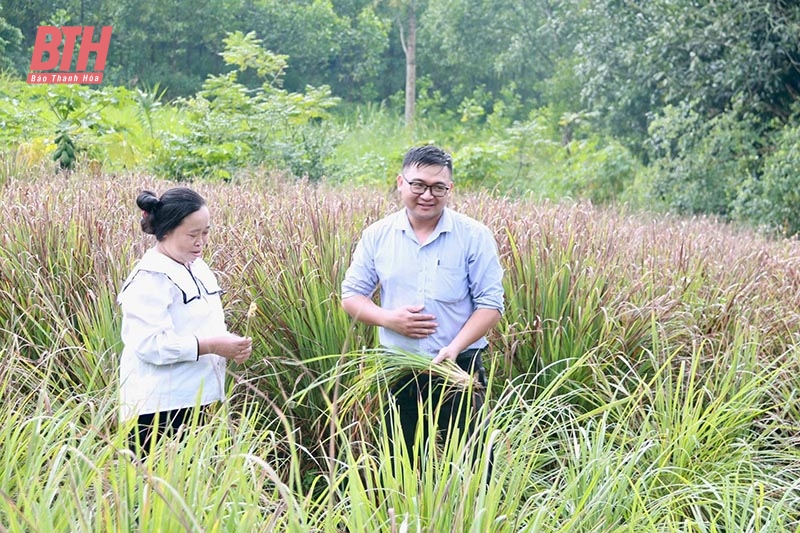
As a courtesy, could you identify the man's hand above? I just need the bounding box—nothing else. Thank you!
[432,345,459,364]
[387,304,437,338]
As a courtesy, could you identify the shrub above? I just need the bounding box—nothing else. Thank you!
[734,117,800,237]
[645,100,762,218]
[153,31,340,181]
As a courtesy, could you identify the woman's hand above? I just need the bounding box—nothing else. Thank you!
[199,335,253,364]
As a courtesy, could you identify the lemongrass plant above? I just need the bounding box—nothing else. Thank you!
[3,170,800,531]
[331,347,479,411]
[4,334,798,532]
[291,347,481,465]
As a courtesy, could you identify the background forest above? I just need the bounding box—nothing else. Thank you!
[2,0,800,235]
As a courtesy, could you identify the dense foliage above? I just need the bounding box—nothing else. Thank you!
[2,0,800,234]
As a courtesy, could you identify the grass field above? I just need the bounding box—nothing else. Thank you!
[1,167,799,531]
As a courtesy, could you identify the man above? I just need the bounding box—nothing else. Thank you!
[341,144,505,470]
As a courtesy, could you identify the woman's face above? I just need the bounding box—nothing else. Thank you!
[158,206,211,266]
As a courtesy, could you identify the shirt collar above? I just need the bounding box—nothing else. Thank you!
[394,207,454,240]
[121,246,222,303]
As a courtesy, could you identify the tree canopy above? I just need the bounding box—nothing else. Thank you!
[3,0,800,233]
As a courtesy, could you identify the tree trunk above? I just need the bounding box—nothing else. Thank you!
[404,1,416,129]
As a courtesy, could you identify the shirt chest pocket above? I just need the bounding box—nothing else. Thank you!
[431,262,468,304]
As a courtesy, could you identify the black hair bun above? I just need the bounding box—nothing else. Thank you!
[136,190,159,234]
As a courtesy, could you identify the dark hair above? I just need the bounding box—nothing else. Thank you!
[137,187,206,241]
[401,145,453,179]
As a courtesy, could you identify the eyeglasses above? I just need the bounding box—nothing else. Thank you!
[402,175,451,198]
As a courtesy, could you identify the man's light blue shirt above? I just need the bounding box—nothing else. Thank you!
[342,208,505,357]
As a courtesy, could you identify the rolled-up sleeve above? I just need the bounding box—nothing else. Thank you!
[468,226,505,314]
[118,271,200,365]
[342,234,379,299]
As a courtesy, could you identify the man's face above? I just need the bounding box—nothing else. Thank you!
[396,164,453,225]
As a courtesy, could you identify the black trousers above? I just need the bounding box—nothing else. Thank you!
[128,407,195,457]
[383,349,490,472]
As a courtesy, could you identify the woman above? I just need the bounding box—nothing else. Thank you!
[118,187,252,455]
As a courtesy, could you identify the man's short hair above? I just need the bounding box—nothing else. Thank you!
[402,145,453,177]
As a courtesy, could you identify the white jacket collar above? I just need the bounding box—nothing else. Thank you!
[120,247,223,303]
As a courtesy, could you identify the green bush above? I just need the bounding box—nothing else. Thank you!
[645,100,762,218]
[734,117,800,237]
[152,31,340,181]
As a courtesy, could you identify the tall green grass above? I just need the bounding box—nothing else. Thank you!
[1,170,799,530]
